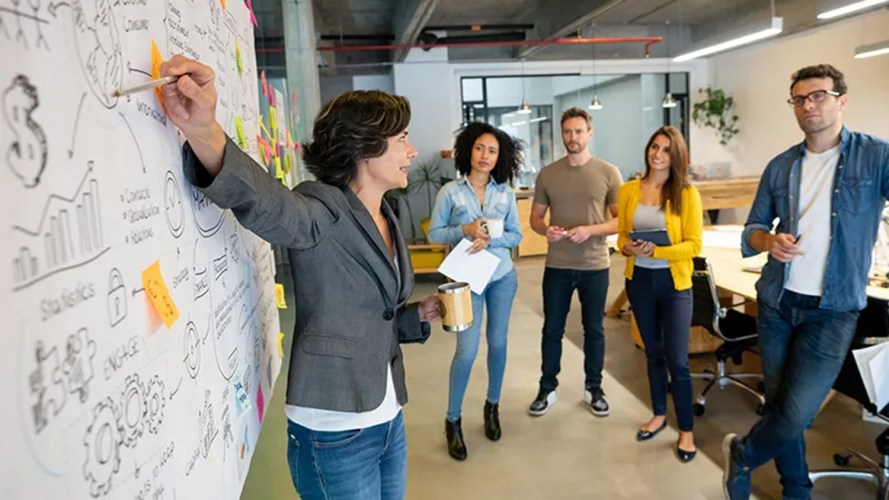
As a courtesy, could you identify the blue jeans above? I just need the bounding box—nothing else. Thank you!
[625,267,694,431]
[539,267,609,391]
[286,412,407,500]
[447,270,518,421]
[736,290,858,499]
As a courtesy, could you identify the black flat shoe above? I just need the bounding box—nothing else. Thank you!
[636,420,667,441]
[484,401,501,441]
[677,446,697,463]
[445,418,467,461]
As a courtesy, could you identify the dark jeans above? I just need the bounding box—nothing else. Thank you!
[736,290,859,500]
[539,267,609,392]
[625,267,694,431]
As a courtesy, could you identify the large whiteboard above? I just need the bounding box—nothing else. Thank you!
[0,1,282,498]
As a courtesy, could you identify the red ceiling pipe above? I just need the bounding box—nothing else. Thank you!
[256,36,664,57]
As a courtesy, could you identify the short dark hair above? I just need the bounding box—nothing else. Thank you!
[790,64,847,95]
[301,90,411,186]
[453,122,523,185]
[560,107,592,129]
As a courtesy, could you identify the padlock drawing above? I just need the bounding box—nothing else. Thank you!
[108,268,128,327]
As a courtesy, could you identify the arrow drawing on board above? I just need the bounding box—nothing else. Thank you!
[131,287,144,297]
[118,112,146,173]
[68,93,86,158]
[47,2,71,18]
[169,376,182,400]
[127,62,151,79]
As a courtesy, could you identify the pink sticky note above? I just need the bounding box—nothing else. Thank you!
[246,0,258,26]
[256,386,265,422]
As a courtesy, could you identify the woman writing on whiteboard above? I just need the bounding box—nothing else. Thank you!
[159,55,440,499]
[616,126,702,462]
[427,122,523,461]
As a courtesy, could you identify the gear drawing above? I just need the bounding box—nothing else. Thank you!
[144,376,166,434]
[119,374,145,447]
[82,398,122,497]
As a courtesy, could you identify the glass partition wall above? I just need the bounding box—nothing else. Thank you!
[461,72,689,187]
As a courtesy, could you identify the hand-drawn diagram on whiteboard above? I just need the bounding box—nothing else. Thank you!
[0,1,280,499]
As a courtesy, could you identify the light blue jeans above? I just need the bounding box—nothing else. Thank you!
[447,270,518,422]
[286,412,407,499]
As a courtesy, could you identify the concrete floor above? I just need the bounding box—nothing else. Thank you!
[241,255,885,499]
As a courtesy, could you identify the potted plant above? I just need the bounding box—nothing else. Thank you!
[692,87,740,146]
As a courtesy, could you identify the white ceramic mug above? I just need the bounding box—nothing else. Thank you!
[484,218,504,239]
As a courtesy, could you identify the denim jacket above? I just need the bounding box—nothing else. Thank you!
[428,178,522,283]
[742,127,889,311]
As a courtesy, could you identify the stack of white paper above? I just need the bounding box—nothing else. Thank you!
[437,239,501,294]
[852,340,889,413]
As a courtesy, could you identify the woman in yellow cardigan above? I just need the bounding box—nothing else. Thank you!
[617,126,702,463]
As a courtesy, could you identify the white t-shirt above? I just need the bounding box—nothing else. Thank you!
[786,146,840,296]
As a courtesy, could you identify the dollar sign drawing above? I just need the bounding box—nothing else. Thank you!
[3,75,47,188]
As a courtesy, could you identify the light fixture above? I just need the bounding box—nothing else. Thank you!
[517,100,533,114]
[855,40,889,58]
[517,59,532,114]
[588,95,604,110]
[673,17,783,62]
[662,92,678,108]
[587,25,604,111]
[818,0,889,20]
[662,19,675,109]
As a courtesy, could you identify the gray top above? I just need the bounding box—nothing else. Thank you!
[633,203,670,269]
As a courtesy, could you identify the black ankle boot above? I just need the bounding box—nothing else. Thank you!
[445,418,467,461]
[484,401,501,441]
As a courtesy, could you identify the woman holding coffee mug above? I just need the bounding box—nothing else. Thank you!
[428,122,523,461]
[617,126,702,463]
[160,55,440,499]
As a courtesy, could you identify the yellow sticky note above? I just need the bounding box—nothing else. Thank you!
[259,142,268,165]
[142,261,180,329]
[150,40,164,105]
[234,116,247,149]
[274,157,283,179]
[277,332,285,358]
[269,107,278,140]
[235,41,244,75]
[284,153,291,174]
[220,0,226,10]
[275,283,287,309]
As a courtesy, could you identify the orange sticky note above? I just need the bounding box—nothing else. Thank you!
[275,283,286,309]
[142,261,180,329]
[277,332,285,358]
[150,40,164,105]
[220,0,226,9]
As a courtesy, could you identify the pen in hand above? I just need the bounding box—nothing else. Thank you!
[111,75,180,97]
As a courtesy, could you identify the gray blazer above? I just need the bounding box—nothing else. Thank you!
[183,138,429,412]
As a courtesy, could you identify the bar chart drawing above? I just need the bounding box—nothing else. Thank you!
[11,165,109,291]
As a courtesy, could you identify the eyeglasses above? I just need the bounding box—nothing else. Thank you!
[786,89,842,107]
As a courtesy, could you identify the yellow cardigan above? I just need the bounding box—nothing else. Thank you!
[617,179,703,291]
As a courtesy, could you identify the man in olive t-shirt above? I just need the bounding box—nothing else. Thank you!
[528,107,623,418]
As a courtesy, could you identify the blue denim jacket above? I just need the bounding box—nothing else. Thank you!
[742,127,889,311]
[428,178,523,283]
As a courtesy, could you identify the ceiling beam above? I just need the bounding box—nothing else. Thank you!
[518,0,630,59]
[391,0,441,62]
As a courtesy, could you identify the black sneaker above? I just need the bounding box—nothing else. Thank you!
[722,433,751,499]
[528,389,557,416]
[584,386,610,417]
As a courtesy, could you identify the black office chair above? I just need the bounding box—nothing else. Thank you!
[689,256,766,416]
[809,298,889,499]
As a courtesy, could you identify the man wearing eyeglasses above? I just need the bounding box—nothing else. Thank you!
[722,64,889,500]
